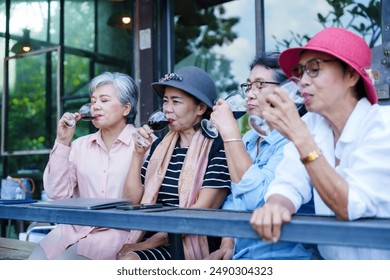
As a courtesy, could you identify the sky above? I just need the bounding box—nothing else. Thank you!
[211,0,256,85]
[211,0,331,84]
[212,0,374,85]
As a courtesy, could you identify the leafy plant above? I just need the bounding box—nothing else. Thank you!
[273,0,381,49]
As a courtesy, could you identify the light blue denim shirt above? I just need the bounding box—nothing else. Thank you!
[222,129,313,260]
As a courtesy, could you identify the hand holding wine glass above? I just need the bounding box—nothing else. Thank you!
[248,77,304,137]
[64,103,95,128]
[134,108,168,147]
[201,90,247,138]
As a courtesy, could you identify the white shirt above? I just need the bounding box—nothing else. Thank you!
[265,98,390,259]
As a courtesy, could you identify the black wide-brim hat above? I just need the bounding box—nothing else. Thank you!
[151,66,216,108]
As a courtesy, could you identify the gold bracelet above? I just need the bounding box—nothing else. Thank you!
[223,138,242,143]
[301,149,322,164]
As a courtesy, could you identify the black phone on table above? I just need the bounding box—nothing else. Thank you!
[116,203,163,210]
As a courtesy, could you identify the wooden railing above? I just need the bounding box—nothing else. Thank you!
[1,203,390,259]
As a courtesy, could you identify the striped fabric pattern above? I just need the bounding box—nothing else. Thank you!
[141,142,230,207]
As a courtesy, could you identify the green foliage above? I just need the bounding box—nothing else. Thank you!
[7,55,49,152]
[273,0,381,49]
[175,4,240,94]
[2,1,98,177]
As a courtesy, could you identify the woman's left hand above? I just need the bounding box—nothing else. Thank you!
[250,201,292,243]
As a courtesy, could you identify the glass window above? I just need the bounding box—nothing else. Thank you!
[9,1,49,53]
[64,0,95,51]
[63,54,90,100]
[0,37,4,94]
[49,1,61,46]
[174,0,256,97]
[98,1,133,60]
[0,1,4,97]
[2,47,60,155]
[95,63,128,76]
[0,0,136,183]
[0,2,5,33]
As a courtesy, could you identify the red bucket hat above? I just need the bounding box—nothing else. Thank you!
[279,27,377,104]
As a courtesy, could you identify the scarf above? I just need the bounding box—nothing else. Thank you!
[127,129,214,259]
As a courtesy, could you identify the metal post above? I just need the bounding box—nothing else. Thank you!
[255,0,265,54]
[372,0,390,105]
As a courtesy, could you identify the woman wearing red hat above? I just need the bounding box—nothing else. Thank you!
[250,27,390,259]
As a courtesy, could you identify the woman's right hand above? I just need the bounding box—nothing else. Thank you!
[262,87,307,143]
[133,124,154,153]
[210,99,240,139]
[56,112,81,146]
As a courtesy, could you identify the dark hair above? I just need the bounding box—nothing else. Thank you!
[337,60,366,101]
[250,52,307,116]
[249,52,288,84]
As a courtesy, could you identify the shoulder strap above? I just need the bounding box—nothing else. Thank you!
[11,178,35,194]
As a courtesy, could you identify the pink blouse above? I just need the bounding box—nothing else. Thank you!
[40,124,137,259]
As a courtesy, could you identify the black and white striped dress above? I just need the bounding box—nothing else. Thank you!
[132,136,231,260]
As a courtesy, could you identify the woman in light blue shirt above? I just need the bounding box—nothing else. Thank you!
[206,52,314,260]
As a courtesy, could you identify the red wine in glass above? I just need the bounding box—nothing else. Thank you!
[147,110,169,131]
[134,108,168,147]
[233,111,246,119]
[79,103,95,121]
[65,103,95,128]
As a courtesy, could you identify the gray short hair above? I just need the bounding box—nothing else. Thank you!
[89,72,139,124]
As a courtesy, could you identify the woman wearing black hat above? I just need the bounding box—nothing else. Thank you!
[250,27,390,259]
[117,66,231,260]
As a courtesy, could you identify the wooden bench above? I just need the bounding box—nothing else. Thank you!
[0,237,36,260]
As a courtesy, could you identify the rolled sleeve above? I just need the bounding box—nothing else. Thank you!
[43,141,74,199]
[229,164,268,210]
[264,142,312,213]
[227,130,289,211]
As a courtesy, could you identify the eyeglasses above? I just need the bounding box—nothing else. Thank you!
[291,59,339,79]
[240,80,280,94]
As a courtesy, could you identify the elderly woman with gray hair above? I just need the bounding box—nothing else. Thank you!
[29,72,142,260]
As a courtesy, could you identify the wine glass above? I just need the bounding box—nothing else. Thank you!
[134,108,168,147]
[64,103,95,128]
[201,90,247,139]
[248,78,304,138]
